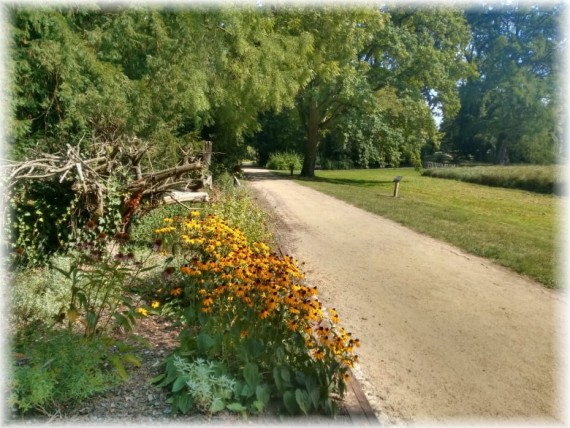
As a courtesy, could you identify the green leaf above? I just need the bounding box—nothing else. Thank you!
[243,362,259,388]
[113,312,130,329]
[226,402,247,413]
[295,388,312,415]
[273,367,283,393]
[150,372,166,384]
[122,353,141,367]
[283,390,299,415]
[109,355,128,380]
[280,367,291,384]
[210,397,226,413]
[197,332,215,352]
[252,400,265,412]
[174,394,193,414]
[255,384,270,405]
[172,375,189,393]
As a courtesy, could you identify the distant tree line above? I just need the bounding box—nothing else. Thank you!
[6,3,564,179]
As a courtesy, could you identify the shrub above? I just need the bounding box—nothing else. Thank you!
[9,328,120,415]
[266,151,303,171]
[149,213,359,416]
[9,256,73,329]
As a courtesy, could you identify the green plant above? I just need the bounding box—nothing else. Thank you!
[52,217,157,338]
[151,213,358,416]
[421,165,562,195]
[154,355,238,414]
[5,180,79,267]
[9,328,120,415]
[266,151,303,171]
[9,256,73,329]
[208,173,272,245]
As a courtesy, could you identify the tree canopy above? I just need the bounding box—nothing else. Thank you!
[440,4,563,164]
[7,3,563,175]
[8,5,311,167]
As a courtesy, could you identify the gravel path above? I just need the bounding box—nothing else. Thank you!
[245,167,565,425]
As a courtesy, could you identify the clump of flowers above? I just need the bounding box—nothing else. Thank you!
[152,213,360,415]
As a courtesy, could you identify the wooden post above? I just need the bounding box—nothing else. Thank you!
[393,176,402,198]
[202,141,213,189]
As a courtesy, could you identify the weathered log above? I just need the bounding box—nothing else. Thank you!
[163,191,209,204]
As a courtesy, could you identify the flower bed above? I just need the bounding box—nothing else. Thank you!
[146,211,360,416]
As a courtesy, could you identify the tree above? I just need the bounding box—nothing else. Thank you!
[8,5,312,168]
[272,6,474,177]
[272,7,385,177]
[442,4,562,164]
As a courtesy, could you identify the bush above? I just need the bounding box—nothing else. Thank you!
[9,328,120,415]
[9,256,73,329]
[266,151,303,171]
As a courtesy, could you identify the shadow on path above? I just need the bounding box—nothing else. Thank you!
[243,167,393,187]
[243,167,293,182]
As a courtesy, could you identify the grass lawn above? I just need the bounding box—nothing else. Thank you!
[286,168,562,288]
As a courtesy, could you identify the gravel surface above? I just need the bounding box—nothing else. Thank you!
[245,167,565,424]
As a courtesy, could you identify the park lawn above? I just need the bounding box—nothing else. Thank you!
[291,168,561,288]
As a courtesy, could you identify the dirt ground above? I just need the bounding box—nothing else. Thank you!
[245,167,566,425]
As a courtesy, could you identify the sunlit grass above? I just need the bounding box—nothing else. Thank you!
[287,168,561,288]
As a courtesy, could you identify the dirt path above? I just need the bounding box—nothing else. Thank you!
[245,167,566,425]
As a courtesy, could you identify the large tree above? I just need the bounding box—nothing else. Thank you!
[8,5,312,167]
[441,4,563,164]
[272,6,474,177]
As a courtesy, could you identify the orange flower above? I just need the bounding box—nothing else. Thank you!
[170,287,183,297]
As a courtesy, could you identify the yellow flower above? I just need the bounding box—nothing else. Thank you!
[137,308,148,317]
[151,301,160,309]
[170,287,183,297]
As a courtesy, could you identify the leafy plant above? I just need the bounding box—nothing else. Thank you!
[51,217,157,338]
[154,355,238,415]
[151,212,359,416]
[9,328,120,415]
[266,151,303,171]
[9,256,73,329]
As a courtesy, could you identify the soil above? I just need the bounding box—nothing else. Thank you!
[244,167,566,425]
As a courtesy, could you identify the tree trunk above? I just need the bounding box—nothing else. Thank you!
[301,104,320,177]
[495,134,509,165]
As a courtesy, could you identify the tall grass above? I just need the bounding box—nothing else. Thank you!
[292,168,561,288]
[421,165,563,195]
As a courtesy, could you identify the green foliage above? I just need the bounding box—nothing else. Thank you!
[52,221,157,338]
[149,213,358,416]
[5,176,126,270]
[208,173,273,245]
[441,5,562,164]
[154,356,237,415]
[8,6,312,171]
[266,151,303,171]
[5,180,78,267]
[246,108,306,167]
[421,165,562,195]
[9,328,120,414]
[10,256,73,329]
